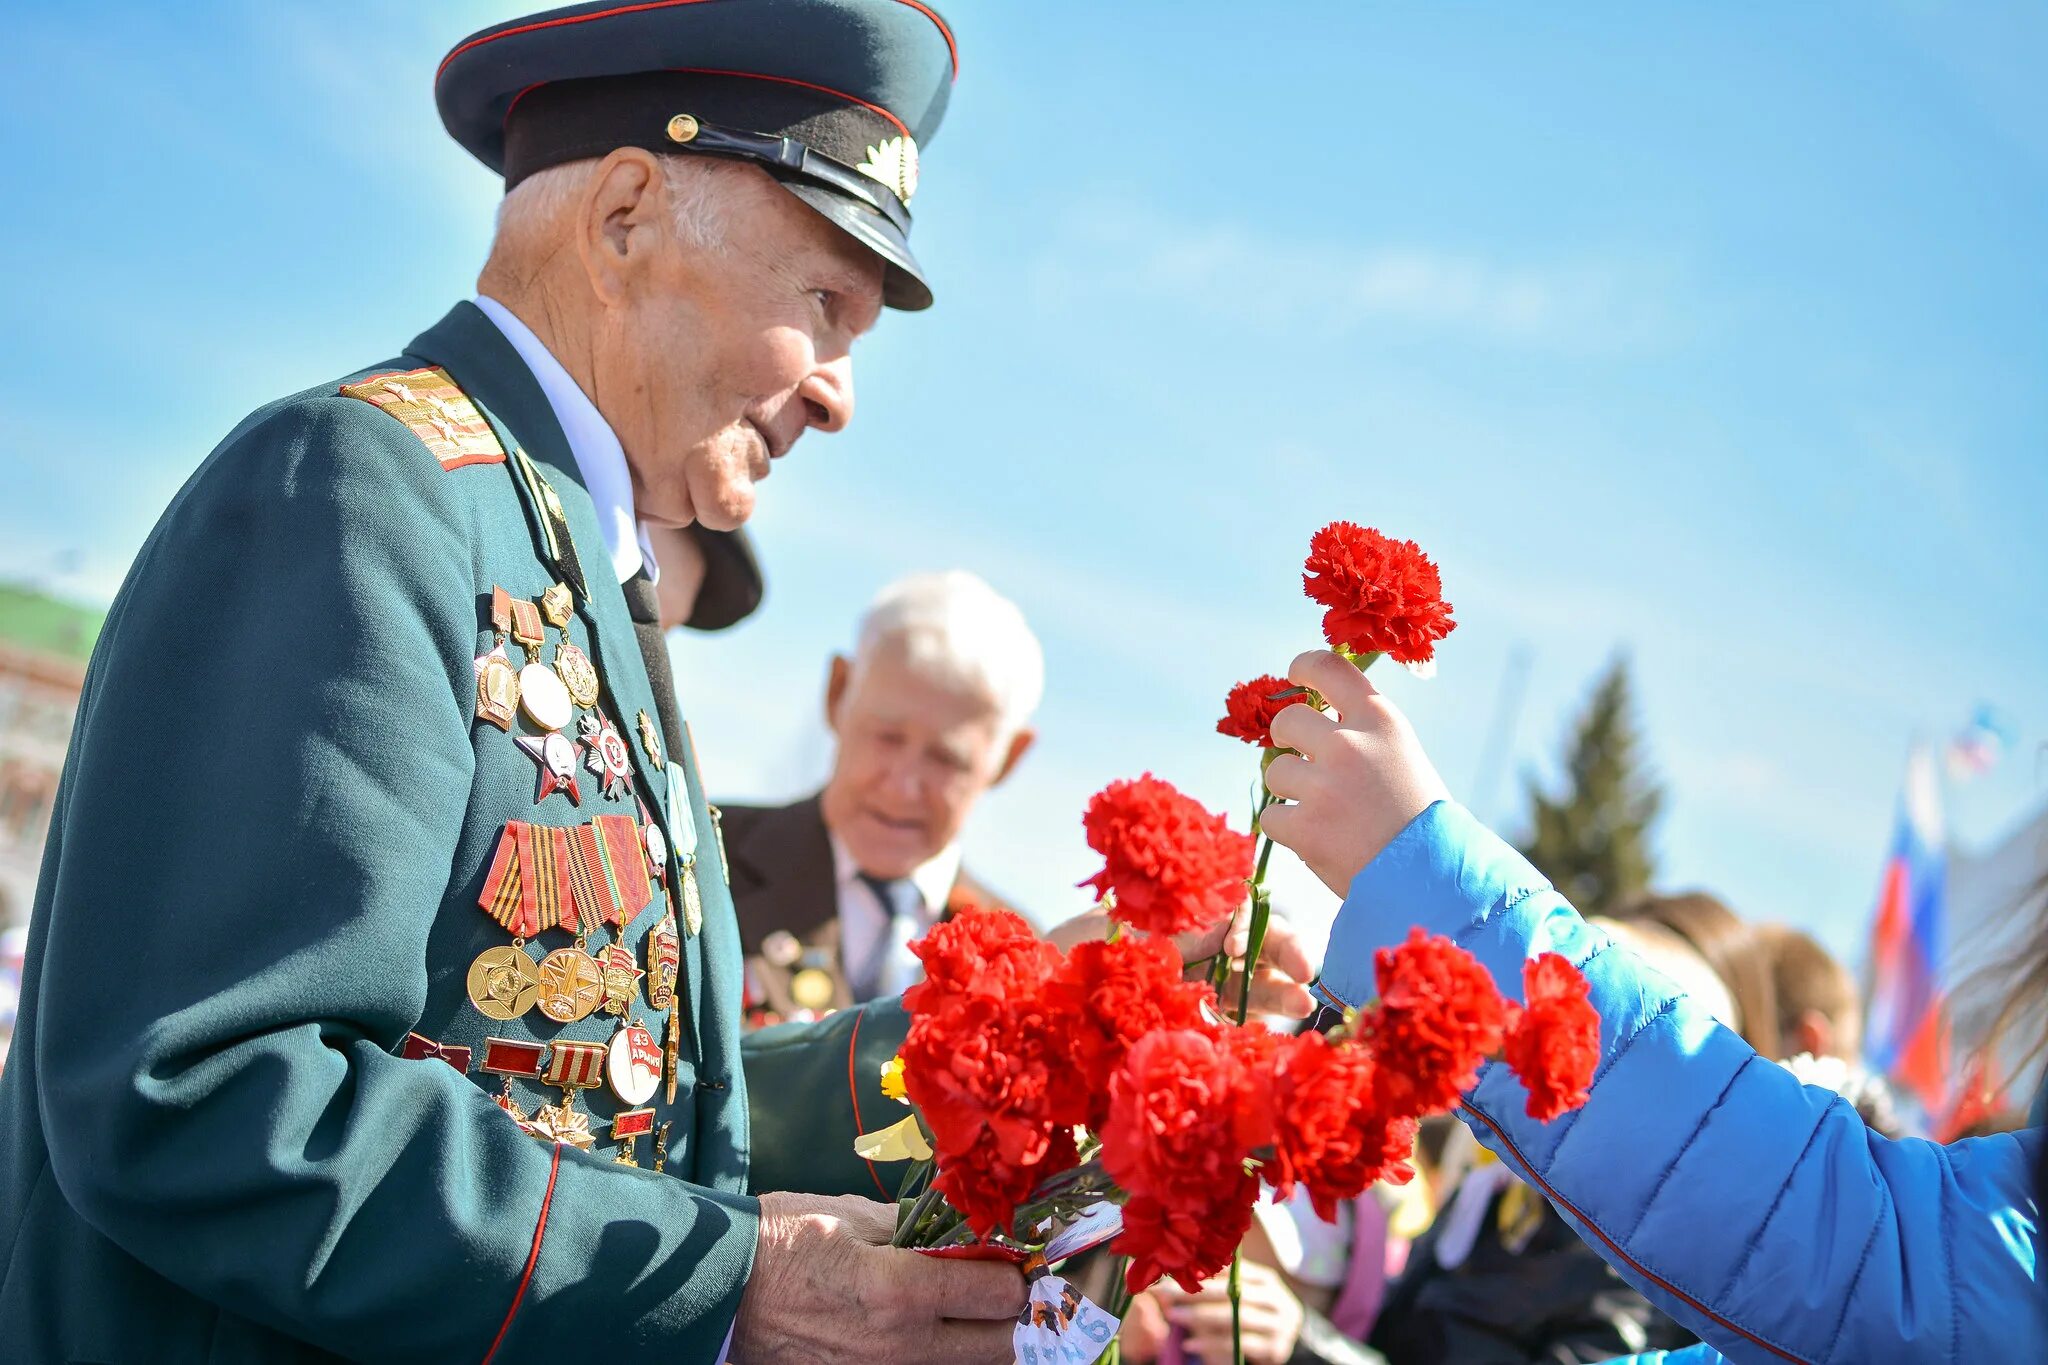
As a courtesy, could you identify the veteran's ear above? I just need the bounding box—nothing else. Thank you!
[824,654,852,733]
[578,147,666,303]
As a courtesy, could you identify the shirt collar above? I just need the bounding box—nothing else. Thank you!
[829,833,963,919]
[473,295,657,585]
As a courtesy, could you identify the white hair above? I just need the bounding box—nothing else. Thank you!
[851,572,1045,739]
[490,155,736,259]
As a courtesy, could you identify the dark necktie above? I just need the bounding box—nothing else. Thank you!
[620,569,686,761]
[853,873,922,1000]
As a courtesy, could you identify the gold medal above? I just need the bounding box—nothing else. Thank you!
[645,909,681,1010]
[534,946,604,1023]
[539,581,575,629]
[554,641,601,711]
[791,967,836,1012]
[637,710,664,770]
[472,645,521,732]
[680,858,705,937]
[518,662,574,732]
[466,944,540,1020]
[598,943,645,1016]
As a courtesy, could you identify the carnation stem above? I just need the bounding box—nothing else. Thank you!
[1229,1248,1245,1365]
[1235,790,1279,1025]
[892,1178,949,1248]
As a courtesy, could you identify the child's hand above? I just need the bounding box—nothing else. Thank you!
[1258,648,1450,896]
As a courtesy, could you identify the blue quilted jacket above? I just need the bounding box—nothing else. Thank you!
[1318,801,2045,1364]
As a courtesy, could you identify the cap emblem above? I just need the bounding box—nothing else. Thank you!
[856,135,919,204]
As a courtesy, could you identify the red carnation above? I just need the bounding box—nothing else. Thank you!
[1100,1029,1264,1204]
[903,906,1061,1018]
[1302,522,1457,665]
[1217,673,1294,749]
[1268,1032,1417,1221]
[901,989,1086,1238]
[1118,1185,1258,1294]
[1364,928,1508,1118]
[1081,774,1255,937]
[1503,953,1600,1121]
[1051,934,1217,1130]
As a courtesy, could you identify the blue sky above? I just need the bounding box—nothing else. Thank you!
[4,1,2044,967]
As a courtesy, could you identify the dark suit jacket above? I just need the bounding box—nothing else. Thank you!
[720,794,1016,1020]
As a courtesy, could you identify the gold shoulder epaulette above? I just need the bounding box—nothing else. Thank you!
[338,366,505,470]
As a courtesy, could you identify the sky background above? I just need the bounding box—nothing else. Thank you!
[4,1,2044,968]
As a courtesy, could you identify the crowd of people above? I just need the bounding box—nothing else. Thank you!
[702,560,2032,1364]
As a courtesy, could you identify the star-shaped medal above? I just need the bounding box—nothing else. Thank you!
[525,1100,595,1151]
[516,731,582,805]
[579,713,634,801]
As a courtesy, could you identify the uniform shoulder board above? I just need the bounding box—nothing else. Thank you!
[338,366,506,470]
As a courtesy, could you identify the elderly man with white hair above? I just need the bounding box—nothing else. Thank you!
[722,570,1044,1019]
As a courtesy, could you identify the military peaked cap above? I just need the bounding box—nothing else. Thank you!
[437,0,957,310]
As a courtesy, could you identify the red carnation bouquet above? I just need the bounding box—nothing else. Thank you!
[859,772,1598,1364]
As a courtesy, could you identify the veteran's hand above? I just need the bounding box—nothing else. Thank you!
[1258,649,1450,897]
[1154,1260,1305,1364]
[1046,901,1315,1019]
[730,1192,1026,1363]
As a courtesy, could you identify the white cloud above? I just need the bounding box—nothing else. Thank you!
[1038,201,1685,350]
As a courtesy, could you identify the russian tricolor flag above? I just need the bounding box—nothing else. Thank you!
[1864,744,1949,1115]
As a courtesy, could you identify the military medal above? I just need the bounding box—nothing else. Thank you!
[530,1039,606,1151]
[482,1036,548,1124]
[515,731,583,805]
[606,1020,662,1105]
[653,1120,672,1171]
[554,640,602,711]
[645,910,681,1011]
[579,713,634,801]
[644,819,668,885]
[400,1032,472,1073]
[466,944,541,1020]
[791,966,837,1013]
[665,1000,681,1104]
[666,766,706,937]
[539,580,575,629]
[637,710,664,770]
[535,945,604,1023]
[510,596,574,732]
[611,1106,656,1165]
[473,644,521,732]
[598,942,645,1016]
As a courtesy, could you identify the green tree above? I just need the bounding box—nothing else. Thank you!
[1520,656,1664,914]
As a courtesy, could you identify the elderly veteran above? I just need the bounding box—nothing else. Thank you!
[0,4,1223,1361]
[722,571,1042,1020]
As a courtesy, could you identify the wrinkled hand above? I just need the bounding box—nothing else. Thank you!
[1154,1260,1305,1364]
[1258,649,1450,897]
[730,1192,1026,1364]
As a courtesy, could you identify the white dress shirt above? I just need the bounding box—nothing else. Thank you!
[474,296,658,586]
[830,835,960,999]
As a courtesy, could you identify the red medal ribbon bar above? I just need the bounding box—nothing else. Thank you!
[479,823,529,935]
[400,1032,473,1072]
[509,596,545,651]
[611,1107,656,1141]
[491,585,514,637]
[597,813,654,923]
[482,1037,549,1078]
[568,822,616,933]
[543,1039,608,1091]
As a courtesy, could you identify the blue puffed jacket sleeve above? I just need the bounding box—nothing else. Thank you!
[1319,801,2045,1365]
[1604,1349,1728,1364]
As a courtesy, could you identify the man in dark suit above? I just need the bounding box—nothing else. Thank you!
[723,571,1042,1021]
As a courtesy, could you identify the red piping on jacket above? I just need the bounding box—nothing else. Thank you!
[848,1008,891,1199]
[482,1142,563,1364]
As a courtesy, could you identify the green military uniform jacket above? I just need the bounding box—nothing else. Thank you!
[0,303,907,1363]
